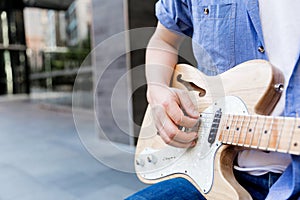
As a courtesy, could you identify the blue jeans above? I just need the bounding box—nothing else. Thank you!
[125,170,281,200]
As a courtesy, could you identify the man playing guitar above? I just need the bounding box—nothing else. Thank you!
[126,0,300,199]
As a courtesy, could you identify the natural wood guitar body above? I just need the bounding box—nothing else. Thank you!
[135,60,299,199]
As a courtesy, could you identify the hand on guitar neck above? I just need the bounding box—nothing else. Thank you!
[146,82,199,148]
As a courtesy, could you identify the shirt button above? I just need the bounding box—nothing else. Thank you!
[204,8,209,15]
[258,46,265,53]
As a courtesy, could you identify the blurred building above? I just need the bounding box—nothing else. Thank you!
[24,8,47,73]
[0,0,28,94]
[91,0,158,144]
[0,0,74,95]
[65,0,91,47]
[24,0,92,94]
[1,0,159,145]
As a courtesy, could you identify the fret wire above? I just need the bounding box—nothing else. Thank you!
[242,115,251,146]
[225,114,231,144]
[221,114,230,142]
[231,115,239,144]
[257,116,267,149]
[249,115,259,147]
[211,120,298,130]
[236,115,245,145]
[287,117,297,153]
[201,119,290,131]
[225,114,234,144]
[203,115,299,131]
[275,116,285,152]
[219,117,224,142]
[203,112,299,152]
[265,116,274,150]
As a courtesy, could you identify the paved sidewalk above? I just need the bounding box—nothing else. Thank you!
[0,96,147,200]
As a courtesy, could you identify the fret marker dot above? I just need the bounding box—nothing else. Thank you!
[298,125,300,129]
[236,127,240,131]
[249,128,252,132]
[226,126,230,130]
[264,130,268,134]
[294,142,298,147]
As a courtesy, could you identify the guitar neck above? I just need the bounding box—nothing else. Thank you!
[218,114,300,155]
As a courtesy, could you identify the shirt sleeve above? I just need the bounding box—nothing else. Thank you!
[155,0,193,37]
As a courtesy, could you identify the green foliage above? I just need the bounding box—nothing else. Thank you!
[48,35,92,70]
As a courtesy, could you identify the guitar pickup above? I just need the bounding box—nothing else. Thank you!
[208,108,222,145]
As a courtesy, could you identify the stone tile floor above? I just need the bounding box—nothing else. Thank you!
[0,96,147,200]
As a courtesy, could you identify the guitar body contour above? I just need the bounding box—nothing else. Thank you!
[135,60,284,200]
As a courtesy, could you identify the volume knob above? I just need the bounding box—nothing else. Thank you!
[135,158,145,167]
[147,155,157,164]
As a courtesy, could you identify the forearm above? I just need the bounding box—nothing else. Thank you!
[145,23,184,101]
[144,23,198,148]
[145,35,179,86]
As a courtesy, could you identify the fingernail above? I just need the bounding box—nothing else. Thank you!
[191,140,197,147]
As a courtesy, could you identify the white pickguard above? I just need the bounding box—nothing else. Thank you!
[135,96,249,193]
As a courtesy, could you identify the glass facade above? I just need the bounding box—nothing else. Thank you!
[0,1,29,95]
[0,51,5,94]
[65,2,78,46]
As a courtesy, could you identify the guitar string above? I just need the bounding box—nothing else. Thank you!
[226,114,234,144]
[190,116,299,155]
[235,114,245,145]
[230,115,240,145]
[198,116,298,137]
[242,115,251,146]
[287,117,297,153]
[265,117,274,150]
[200,118,299,132]
[199,115,299,128]
[256,115,267,150]
[275,116,285,152]
[197,114,298,151]
[249,115,259,148]
[220,113,229,142]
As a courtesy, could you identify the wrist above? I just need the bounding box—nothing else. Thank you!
[146,82,169,104]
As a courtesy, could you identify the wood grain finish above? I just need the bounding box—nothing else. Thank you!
[219,115,300,154]
[135,60,297,200]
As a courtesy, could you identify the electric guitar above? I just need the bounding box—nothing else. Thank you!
[134,60,300,200]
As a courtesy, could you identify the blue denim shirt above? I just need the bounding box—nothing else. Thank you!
[156,0,300,198]
[156,0,300,117]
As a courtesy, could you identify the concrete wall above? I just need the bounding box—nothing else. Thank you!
[127,0,157,143]
[91,0,131,144]
[91,0,159,145]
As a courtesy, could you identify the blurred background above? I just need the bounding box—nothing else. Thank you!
[0,0,160,199]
